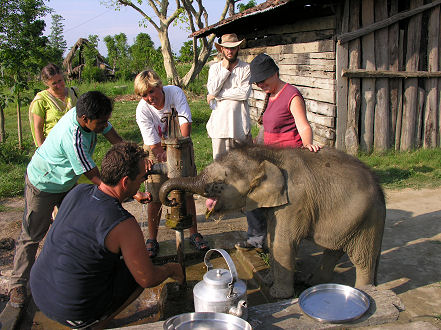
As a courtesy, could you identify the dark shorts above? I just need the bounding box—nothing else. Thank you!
[42,259,139,329]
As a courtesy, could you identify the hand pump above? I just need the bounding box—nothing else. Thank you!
[161,106,194,283]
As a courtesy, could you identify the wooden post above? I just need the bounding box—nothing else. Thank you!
[416,87,425,148]
[401,0,423,151]
[374,0,390,151]
[336,0,349,150]
[345,0,361,155]
[395,30,405,151]
[360,0,376,152]
[389,0,399,148]
[439,6,441,147]
[423,5,439,148]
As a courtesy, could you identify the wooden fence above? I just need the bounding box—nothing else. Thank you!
[336,0,441,153]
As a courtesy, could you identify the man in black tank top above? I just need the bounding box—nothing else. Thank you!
[30,142,184,329]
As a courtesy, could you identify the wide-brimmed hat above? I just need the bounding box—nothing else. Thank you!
[215,33,245,52]
[249,53,279,84]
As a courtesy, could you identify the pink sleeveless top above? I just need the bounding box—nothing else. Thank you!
[263,83,304,148]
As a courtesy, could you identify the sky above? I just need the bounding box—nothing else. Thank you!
[43,0,265,57]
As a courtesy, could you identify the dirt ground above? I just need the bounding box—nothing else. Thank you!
[0,188,440,328]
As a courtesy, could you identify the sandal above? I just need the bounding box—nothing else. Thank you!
[190,233,210,252]
[146,239,159,258]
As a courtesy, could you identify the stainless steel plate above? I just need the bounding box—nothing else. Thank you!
[299,283,370,323]
[163,312,252,330]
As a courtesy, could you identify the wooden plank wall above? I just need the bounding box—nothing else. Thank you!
[240,16,337,146]
[339,0,441,152]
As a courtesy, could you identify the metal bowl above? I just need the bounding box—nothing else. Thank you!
[163,312,252,330]
[299,283,370,323]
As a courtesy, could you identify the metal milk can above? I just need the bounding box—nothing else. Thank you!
[193,249,248,320]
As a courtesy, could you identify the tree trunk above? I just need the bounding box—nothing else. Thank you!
[158,28,181,86]
[17,93,22,149]
[0,107,5,143]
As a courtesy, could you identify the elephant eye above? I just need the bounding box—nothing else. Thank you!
[206,181,225,196]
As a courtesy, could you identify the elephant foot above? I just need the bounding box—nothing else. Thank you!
[270,284,294,299]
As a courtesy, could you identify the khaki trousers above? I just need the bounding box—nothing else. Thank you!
[9,175,69,289]
[211,135,252,161]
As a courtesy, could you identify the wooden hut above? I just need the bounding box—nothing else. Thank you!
[191,0,441,152]
[63,38,113,80]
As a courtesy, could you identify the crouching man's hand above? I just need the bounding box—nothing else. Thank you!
[133,191,152,204]
[167,263,185,285]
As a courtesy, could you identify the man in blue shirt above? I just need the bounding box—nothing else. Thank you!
[9,91,148,308]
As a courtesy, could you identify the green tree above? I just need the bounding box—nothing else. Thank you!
[178,40,199,63]
[129,33,164,76]
[114,33,131,80]
[0,0,50,146]
[81,35,105,82]
[47,14,67,65]
[103,35,118,70]
[238,0,256,12]
[104,33,131,80]
[106,0,231,87]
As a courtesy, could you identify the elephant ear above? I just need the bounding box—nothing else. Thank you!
[245,160,288,211]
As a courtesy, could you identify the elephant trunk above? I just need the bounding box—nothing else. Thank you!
[159,175,207,206]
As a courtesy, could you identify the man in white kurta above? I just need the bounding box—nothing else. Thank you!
[206,33,251,160]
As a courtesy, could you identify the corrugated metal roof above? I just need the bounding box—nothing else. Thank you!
[189,0,291,38]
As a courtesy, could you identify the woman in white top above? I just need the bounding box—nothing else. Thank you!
[134,70,209,258]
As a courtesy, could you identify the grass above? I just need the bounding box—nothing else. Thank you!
[359,149,441,190]
[1,84,441,198]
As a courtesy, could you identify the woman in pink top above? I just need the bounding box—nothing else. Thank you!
[252,53,320,151]
[235,53,320,251]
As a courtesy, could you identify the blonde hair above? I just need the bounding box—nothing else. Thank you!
[134,70,163,96]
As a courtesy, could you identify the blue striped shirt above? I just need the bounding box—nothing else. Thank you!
[27,107,112,193]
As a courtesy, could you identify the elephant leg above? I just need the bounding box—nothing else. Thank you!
[348,209,385,288]
[270,240,298,298]
[310,249,344,285]
[268,214,300,299]
[347,235,381,288]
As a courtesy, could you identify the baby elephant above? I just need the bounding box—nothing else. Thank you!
[160,145,386,298]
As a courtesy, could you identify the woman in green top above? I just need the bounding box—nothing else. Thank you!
[29,63,79,147]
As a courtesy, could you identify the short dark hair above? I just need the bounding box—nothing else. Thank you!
[100,142,147,186]
[76,91,113,120]
[41,63,62,82]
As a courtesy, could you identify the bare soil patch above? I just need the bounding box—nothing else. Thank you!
[0,188,440,327]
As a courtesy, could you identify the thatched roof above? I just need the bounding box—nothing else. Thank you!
[63,38,108,78]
